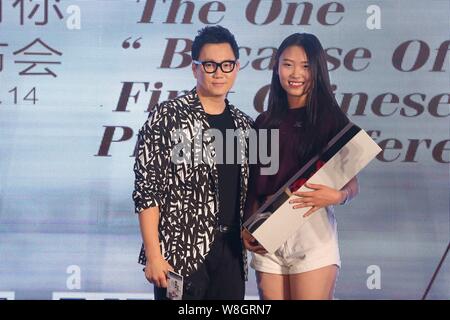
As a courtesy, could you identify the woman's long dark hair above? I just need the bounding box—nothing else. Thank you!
[262,33,349,162]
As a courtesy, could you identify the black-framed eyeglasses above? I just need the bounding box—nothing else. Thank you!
[193,60,237,73]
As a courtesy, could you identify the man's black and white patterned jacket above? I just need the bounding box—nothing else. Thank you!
[133,87,254,279]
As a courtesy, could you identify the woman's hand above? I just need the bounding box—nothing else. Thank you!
[242,228,267,255]
[290,182,346,217]
[144,255,174,288]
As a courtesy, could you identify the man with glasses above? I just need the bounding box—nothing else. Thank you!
[133,25,254,299]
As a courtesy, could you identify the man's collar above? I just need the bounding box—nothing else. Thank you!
[189,87,206,114]
[189,87,247,131]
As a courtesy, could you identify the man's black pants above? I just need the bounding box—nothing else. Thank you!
[154,230,245,300]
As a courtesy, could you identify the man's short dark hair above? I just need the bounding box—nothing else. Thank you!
[192,25,239,61]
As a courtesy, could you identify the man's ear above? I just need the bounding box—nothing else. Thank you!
[236,60,240,72]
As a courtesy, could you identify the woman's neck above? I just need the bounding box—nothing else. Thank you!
[288,96,308,109]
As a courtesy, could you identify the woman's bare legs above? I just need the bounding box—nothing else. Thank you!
[256,271,291,300]
[289,265,338,300]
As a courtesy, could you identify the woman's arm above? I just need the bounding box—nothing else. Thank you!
[340,176,359,204]
[289,176,360,217]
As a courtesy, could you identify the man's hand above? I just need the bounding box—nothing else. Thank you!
[144,255,174,288]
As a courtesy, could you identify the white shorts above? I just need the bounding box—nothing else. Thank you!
[250,206,341,275]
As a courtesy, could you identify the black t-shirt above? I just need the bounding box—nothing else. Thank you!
[206,106,241,227]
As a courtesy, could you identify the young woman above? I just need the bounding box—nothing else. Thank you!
[243,33,359,300]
